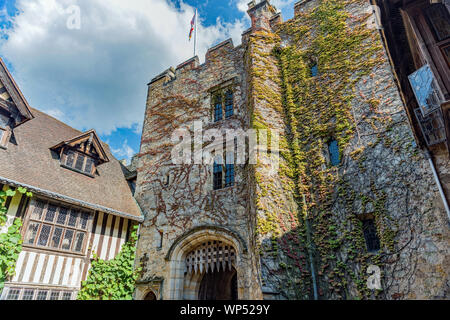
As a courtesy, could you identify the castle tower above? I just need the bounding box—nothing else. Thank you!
[134,0,449,300]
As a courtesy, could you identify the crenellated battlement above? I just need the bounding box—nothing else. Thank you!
[147,0,329,89]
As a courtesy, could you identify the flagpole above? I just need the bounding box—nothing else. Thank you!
[194,8,197,57]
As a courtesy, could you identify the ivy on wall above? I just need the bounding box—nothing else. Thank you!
[77,225,141,300]
[0,186,32,290]
[248,0,403,299]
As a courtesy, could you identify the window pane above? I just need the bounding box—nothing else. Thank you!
[22,289,35,300]
[311,64,318,77]
[84,157,94,174]
[24,222,40,245]
[225,164,235,187]
[36,290,48,300]
[44,204,57,223]
[6,289,20,300]
[79,212,90,230]
[56,207,69,225]
[51,227,63,248]
[362,219,380,252]
[31,201,45,220]
[37,224,52,247]
[61,229,74,250]
[65,150,75,167]
[68,210,79,227]
[49,291,60,300]
[75,154,85,171]
[426,5,450,41]
[225,90,233,118]
[328,139,340,166]
[73,232,85,252]
[62,292,72,300]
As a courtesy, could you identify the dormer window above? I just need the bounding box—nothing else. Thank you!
[51,129,109,178]
[62,149,96,175]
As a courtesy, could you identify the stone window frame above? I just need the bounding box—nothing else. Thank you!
[357,213,381,253]
[209,78,237,123]
[212,151,235,191]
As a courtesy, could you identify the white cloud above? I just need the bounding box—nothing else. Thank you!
[236,0,297,14]
[0,0,249,135]
[110,139,135,165]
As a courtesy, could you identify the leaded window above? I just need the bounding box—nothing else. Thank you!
[425,5,450,42]
[225,90,234,118]
[24,199,91,254]
[2,287,74,300]
[362,219,380,253]
[328,139,340,166]
[214,94,223,122]
[213,161,222,190]
[311,64,318,77]
[63,149,96,175]
[225,164,235,187]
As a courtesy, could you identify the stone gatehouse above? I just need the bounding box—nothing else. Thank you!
[134,0,450,300]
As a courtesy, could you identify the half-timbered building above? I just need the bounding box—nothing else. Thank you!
[0,58,143,300]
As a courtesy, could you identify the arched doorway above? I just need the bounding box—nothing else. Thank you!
[198,267,237,300]
[184,240,237,300]
[144,291,156,300]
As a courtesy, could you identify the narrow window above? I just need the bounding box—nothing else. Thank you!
[65,150,75,167]
[328,139,340,166]
[75,153,85,171]
[311,64,318,77]
[225,90,234,118]
[84,157,95,175]
[213,161,222,190]
[225,164,235,187]
[213,94,223,122]
[158,231,163,249]
[362,219,380,252]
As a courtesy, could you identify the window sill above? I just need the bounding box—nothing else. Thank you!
[60,163,95,178]
[22,244,87,258]
[212,185,236,192]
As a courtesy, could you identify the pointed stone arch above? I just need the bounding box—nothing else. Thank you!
[164,225,247,300]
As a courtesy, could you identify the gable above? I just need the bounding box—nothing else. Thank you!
[50,129,109,164]
[0,58,34,127]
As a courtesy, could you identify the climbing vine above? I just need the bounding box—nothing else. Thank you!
[0,186,32,290]
[248,0,406,299]
[77,225,141,300]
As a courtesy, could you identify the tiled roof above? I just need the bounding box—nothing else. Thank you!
[0,107,143,221]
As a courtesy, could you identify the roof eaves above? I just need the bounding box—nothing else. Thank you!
[0,175,144,222]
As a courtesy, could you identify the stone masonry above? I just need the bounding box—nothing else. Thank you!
[134,0,449,300]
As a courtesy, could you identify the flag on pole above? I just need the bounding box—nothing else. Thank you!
[189,11,196,41]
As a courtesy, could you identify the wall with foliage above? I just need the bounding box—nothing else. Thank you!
[249,0,449,300]
[0,186,31,291]
[77,224,141,300]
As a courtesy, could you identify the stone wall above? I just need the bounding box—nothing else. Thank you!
[134,0,449,300]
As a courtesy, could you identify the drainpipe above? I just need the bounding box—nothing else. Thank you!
[303,195,319,300]
[425,149,450,224]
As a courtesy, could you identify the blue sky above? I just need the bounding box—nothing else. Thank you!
[0,0,296,164]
